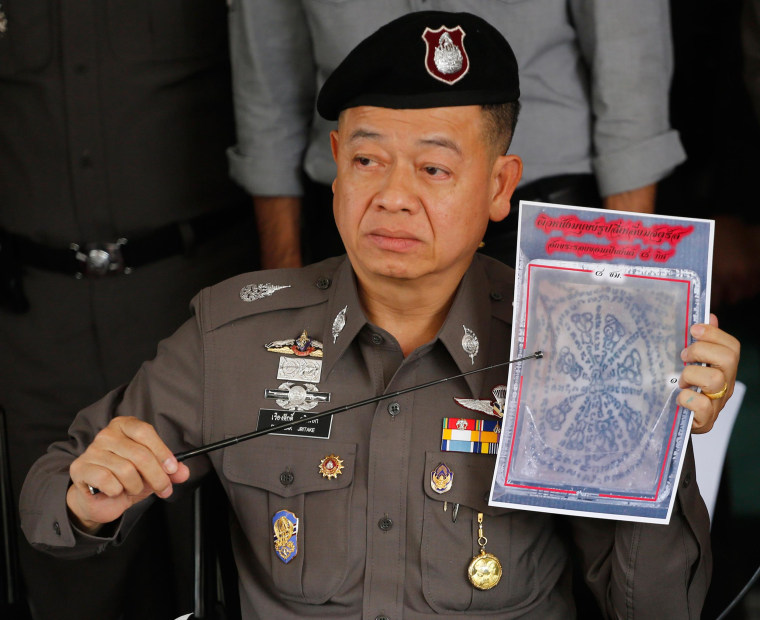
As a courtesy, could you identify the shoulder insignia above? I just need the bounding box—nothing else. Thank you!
[240,283,291,302]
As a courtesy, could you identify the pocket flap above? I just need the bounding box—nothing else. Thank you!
[423,451,514,516]
[223,436,356,497]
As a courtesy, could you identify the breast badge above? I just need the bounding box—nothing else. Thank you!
[453,385,507,419]
[430,462,453,494]
[441,418,500,454]
[272,510,299,564]
[265,330,324,358]
[264,382,331,411]
[318,455,344,479]
[277,357,322,384]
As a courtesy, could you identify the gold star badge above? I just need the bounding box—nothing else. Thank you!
[319,455,344,479]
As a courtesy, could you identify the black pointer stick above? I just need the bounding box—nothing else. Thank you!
[174,350,543,462]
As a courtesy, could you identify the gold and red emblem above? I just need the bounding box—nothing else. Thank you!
[319,454,344,479]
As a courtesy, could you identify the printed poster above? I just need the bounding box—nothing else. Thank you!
[489,201,714,523]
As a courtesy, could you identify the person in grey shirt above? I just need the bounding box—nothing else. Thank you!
[228,0,685,268]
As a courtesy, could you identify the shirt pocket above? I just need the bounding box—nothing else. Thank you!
[223,436,357,604]
[420,451,543,613]
[105,0,227,62]
[0,0,54,75]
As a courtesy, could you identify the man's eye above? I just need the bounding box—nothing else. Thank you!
[424,166,446,177]
[355,156,373,166]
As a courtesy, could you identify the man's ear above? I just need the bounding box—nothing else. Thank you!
[330,130,340,193]
[330,130,340,162]
[488,154,523,222]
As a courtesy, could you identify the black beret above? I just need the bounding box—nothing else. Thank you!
[317,11,520,121]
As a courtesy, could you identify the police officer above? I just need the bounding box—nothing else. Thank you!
[0,1,255,618]
[20,12,739,619]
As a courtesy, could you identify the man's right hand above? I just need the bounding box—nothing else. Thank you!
[66,416,190,533]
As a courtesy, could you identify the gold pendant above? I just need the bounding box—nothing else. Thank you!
[467,512,502,590]
[467,549,502,590]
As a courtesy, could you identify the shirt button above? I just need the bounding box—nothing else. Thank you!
[315,277,331,290]
[279,471,294,486]
[371,333,384,345]
[53,521,61,535]
[378,516,393,531]
[387,402,400,417]
[80,150,93,168]
[682,471,692,488]
[490,290,504,301]
[74,63,88,75]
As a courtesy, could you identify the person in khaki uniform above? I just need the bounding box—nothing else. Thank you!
[20,12,739,619]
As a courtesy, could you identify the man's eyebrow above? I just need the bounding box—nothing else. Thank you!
[347,129,463,156]
[418,136,462,156]
[348,128,383,143]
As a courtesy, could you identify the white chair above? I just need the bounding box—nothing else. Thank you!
[692,381,746,525]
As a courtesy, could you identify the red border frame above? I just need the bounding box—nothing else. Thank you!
[506,264,692,502]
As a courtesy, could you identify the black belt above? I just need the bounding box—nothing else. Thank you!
[7,206,250,278]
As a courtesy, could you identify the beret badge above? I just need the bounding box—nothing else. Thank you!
[422,26,469,85]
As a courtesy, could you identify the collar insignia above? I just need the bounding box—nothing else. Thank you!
[332,305,348,344]
[461,325,479,364]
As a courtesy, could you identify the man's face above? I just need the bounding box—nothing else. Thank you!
[330,105,521,286]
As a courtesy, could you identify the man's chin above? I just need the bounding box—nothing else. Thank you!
[355,256,426,282]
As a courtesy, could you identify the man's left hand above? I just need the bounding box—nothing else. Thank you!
[677,314,740,433]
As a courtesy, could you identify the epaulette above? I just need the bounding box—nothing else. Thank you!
[193,256,345,332]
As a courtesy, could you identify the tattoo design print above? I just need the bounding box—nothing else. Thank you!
[509,265,696,495]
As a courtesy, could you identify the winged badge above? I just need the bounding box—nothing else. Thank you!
[453,385,507,419]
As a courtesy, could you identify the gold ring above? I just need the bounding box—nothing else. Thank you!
[703,382,728,400]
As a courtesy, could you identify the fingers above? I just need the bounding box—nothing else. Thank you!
[676,388,719,434]
[680,323,740,372]
[68,417,189,526]
[678,319,741,434]
[95,418,177,495]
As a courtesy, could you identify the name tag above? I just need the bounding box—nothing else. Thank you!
[256,408,332,439]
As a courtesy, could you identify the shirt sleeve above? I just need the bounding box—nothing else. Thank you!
[568,442,711,618]
[569,0,686,196]
[226,0,317,197]
[19,316,210,558]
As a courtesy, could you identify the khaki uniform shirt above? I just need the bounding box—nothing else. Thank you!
[20,255,711,619]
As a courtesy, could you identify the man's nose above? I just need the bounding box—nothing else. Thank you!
[372,164,421,214]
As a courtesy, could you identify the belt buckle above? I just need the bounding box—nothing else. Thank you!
[72,238,127,277]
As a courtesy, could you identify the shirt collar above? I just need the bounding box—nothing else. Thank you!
[434,256,496,399]
[320,257,368,379]
[320,255,505,399]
